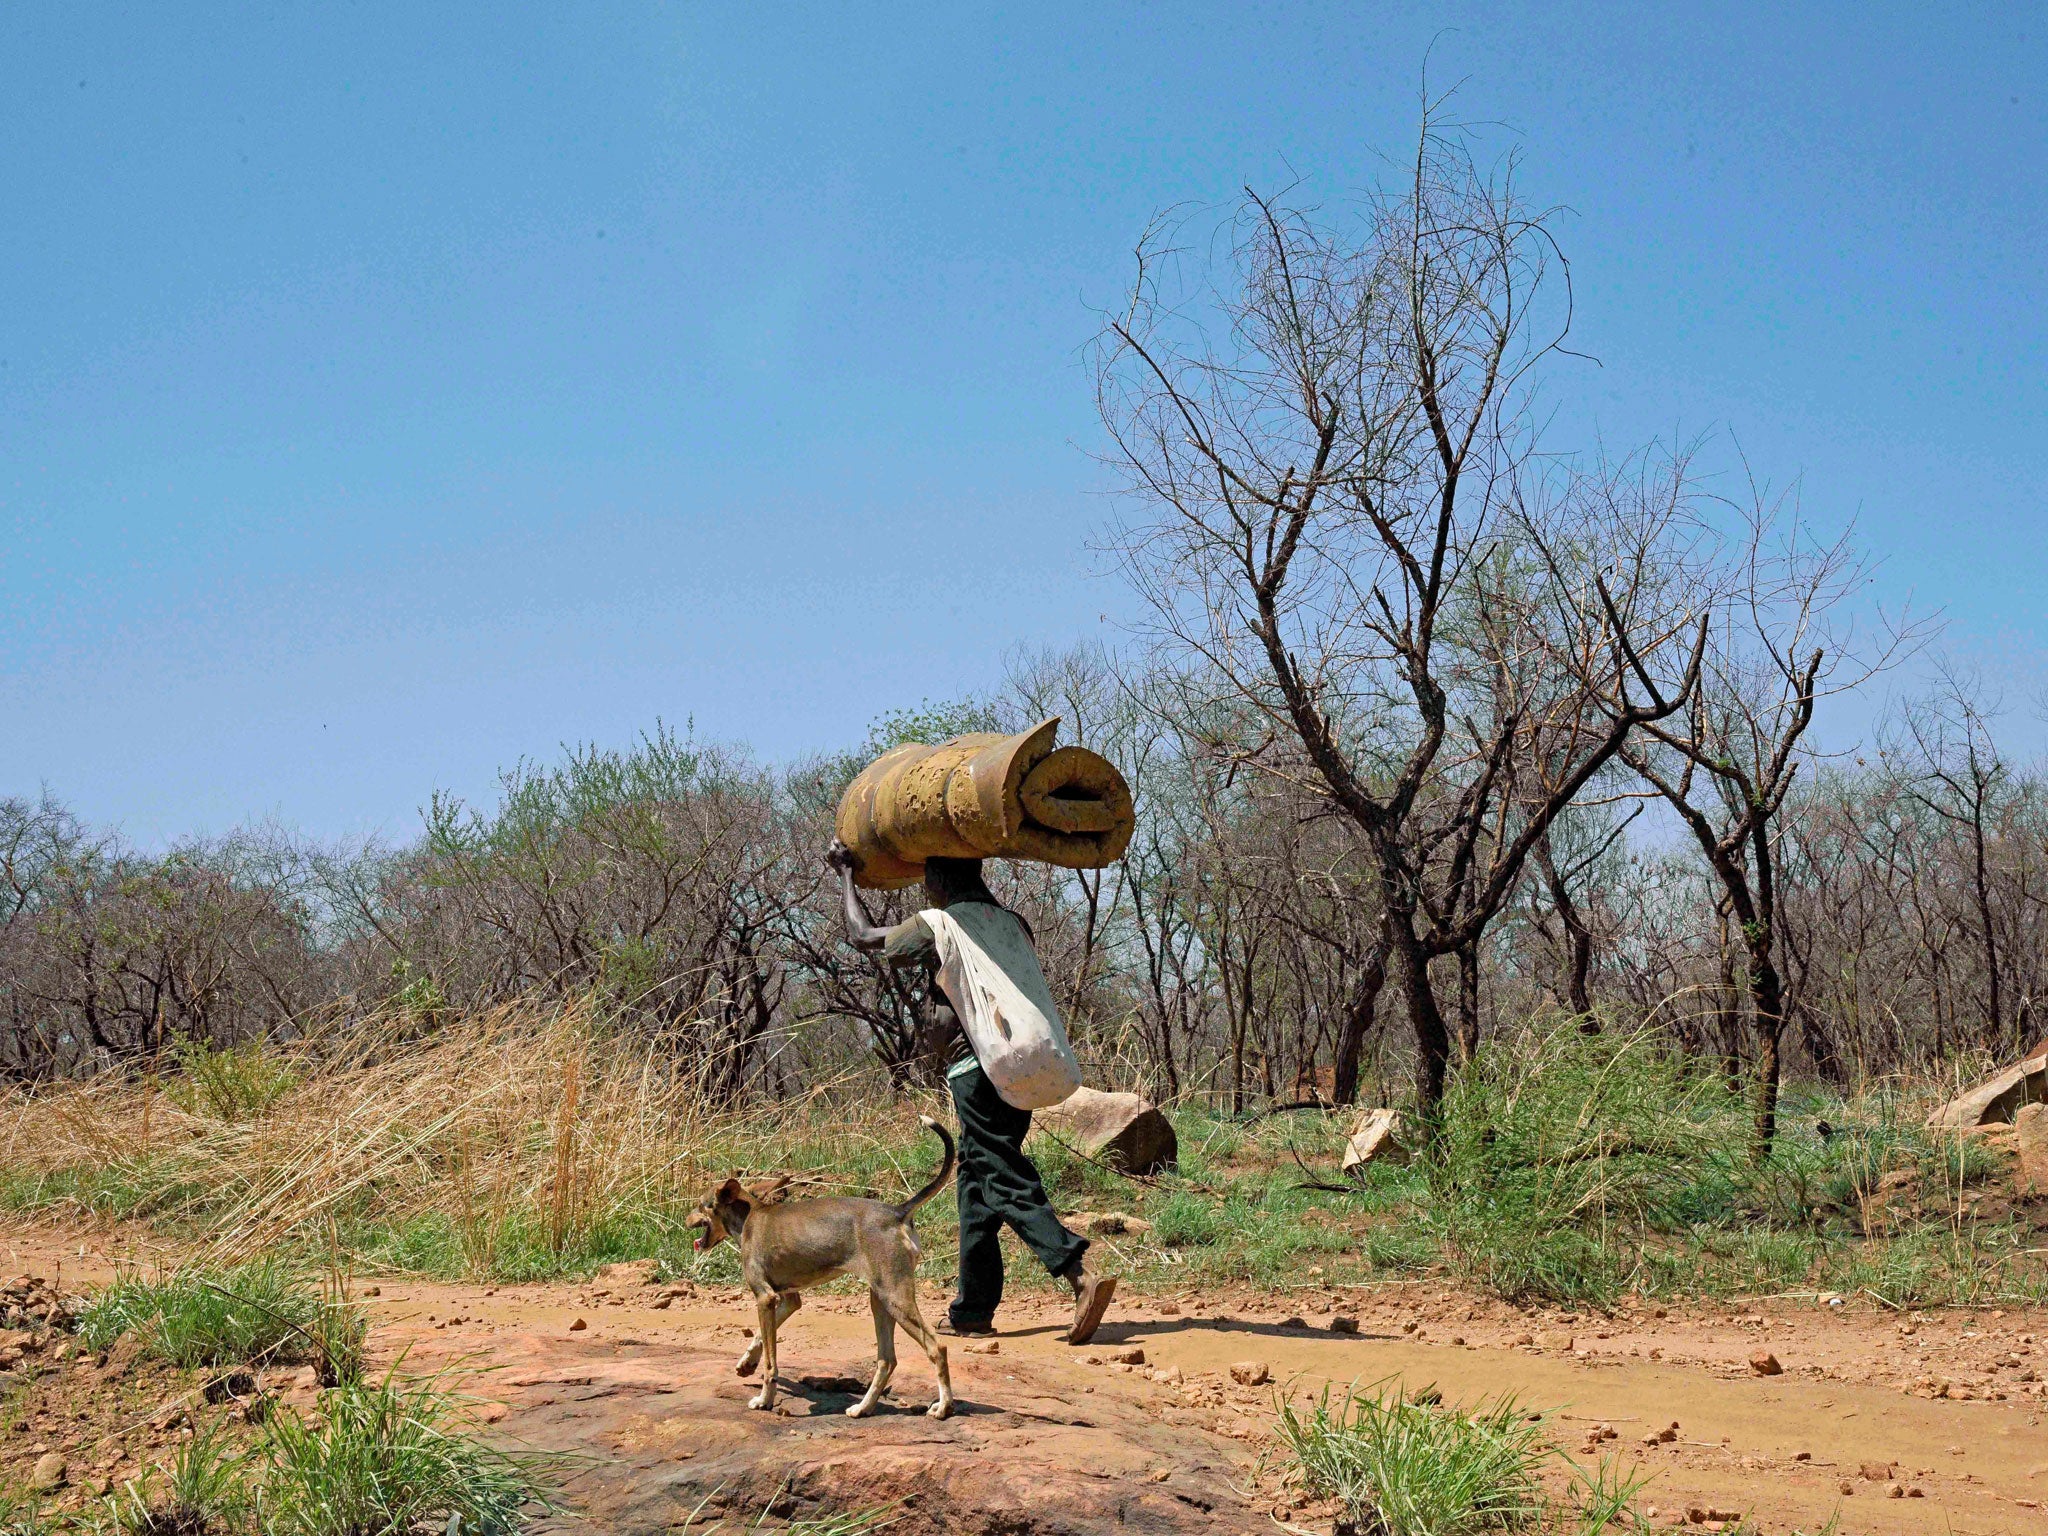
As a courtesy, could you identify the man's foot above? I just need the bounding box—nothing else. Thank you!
[937,1317,997,1338]
[1066,1269,1117,1345]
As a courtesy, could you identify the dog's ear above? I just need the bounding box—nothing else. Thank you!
[715,1176,749,1208]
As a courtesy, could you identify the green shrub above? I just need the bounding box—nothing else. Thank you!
[111,1419,250,1535]
[164,1039,297,1123]
[76,1262,363,1377]
[257,1374,552,1536]
[1279,1384,1548,1536]
[1423,1022,1721,1303]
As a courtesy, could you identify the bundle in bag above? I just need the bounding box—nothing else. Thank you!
[835,717,1134,889]
[922,903,1081,1111]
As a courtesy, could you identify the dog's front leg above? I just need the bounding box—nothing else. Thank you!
[747,1292,782,1411]
[736,1291,801,1378]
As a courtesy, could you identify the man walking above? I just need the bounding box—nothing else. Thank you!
[827,842,1117,1345]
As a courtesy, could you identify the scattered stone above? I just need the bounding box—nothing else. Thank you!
[596,1259,660,1287]
[1859,1462,1893,1481]
[1341,1106,1410,1175]
[29,1454,65,1492]
[1329,1316,1359,1334]
[1107,1347,1146,1366]
[1229,1360,1270,1386]
[1069,1211,1154,1236]
[1279,1316,1307,1330]
[568,1317,588,1332]
[1749,1350,1783,1376]
[961,1339,999,1356]
[1885,1482,1905,1499]
[361,1285,381,1297]
[1032,1087,1178,1174]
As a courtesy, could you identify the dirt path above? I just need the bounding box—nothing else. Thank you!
[9,1223,2048,1535]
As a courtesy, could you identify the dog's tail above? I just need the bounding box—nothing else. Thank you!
[896,1115,957,1217]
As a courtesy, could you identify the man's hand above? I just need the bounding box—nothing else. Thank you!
[824,838,860,875]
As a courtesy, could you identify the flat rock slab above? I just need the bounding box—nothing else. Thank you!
[414,1329,1252,1535]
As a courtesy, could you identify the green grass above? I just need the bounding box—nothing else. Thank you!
[1278,1384,1549,1536]
[255,1373,553,1536]
[74,1262,366,1380]
[111,1419,249,1536]
[1277,1382,1648,1536]
[8,1017,2045,1311]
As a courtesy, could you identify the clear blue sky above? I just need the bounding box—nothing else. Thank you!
[4,4,2043,846]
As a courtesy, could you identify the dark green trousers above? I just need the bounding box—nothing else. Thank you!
[947,1062,1087,1328]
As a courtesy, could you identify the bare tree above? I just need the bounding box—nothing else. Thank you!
[1095,114,1706,1119]
[1886,669,2016,1053]
[1621,484,1912,1156]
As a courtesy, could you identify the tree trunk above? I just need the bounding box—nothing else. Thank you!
[1539,844,1596,1023]
[1455,943,1481,1064]
[1391,910,1452,1128]
[1716,926,1745,1095]
[1748,942,1787,1160]
[1332,935,1388,1106]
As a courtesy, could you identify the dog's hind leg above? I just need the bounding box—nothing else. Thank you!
[847,1289,897,1417]
[747,1290,793,1411]
[735,1290,801,1378]
[878,1285,952,1419]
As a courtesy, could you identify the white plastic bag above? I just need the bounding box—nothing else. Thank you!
[921,904,1082,1111]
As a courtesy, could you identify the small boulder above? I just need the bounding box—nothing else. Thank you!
[1033,1088,1177,1174]
[30,1453,66,1492]
[1928,1043,2048,1128]
[1749,1350,1783,1376]
[2016,1103,2048,1195]
[1329,1316,1359,1335]
[1229,1360,1270,1386]
[595,1259,660,1287]
[1107,1347,1146,1366]
[1341,1107,1409,1175]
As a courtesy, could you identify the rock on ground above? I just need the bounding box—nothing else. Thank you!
[2016,1103,2048,1194]
[1341,1107,1408,1175]
[1032,1087,1178,1174]
[490,1336,1251,1535]
[1927,1043,2048,1128]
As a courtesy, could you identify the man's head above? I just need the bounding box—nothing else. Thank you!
[922,856,995,909]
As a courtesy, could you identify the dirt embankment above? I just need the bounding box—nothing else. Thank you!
[6,1224,2048,1535]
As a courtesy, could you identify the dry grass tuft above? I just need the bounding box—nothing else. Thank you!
[0,998,937,1273]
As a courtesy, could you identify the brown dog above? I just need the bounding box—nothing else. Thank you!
[688,1116,956,1418]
